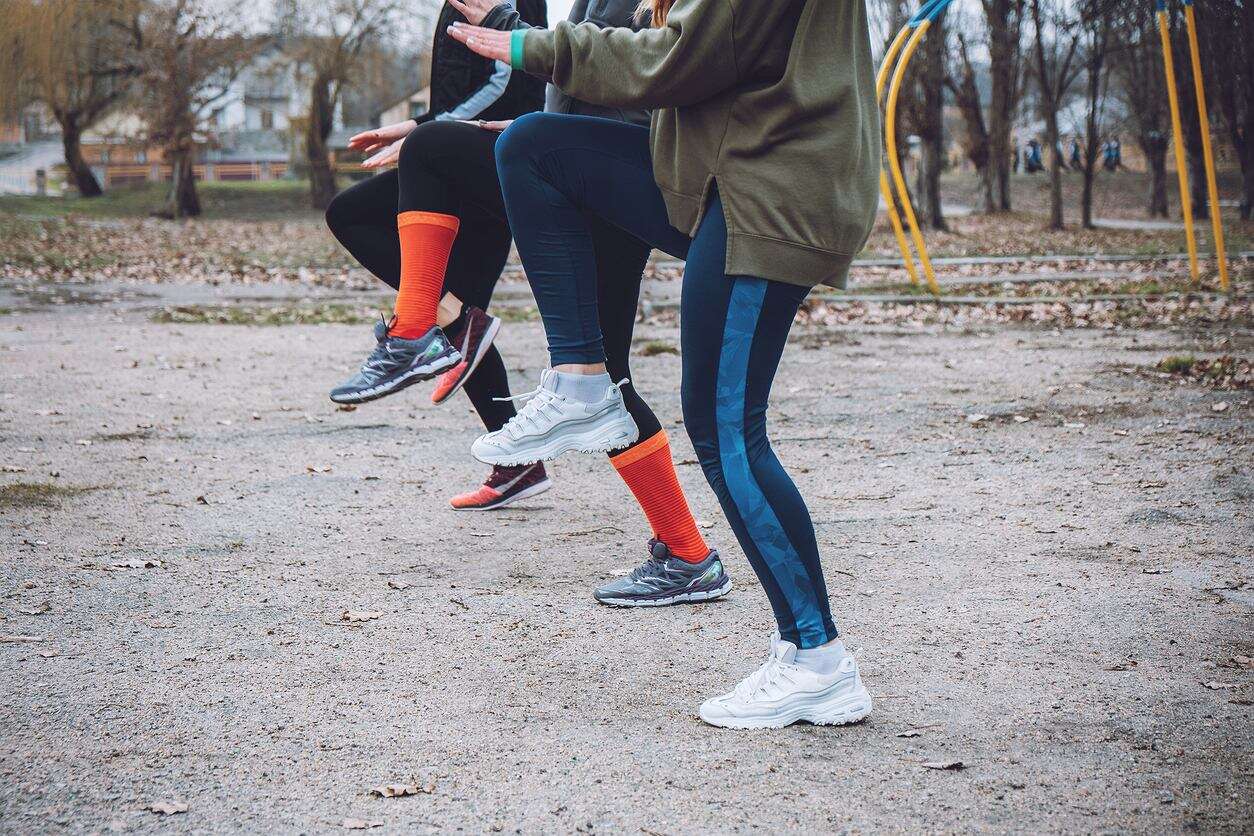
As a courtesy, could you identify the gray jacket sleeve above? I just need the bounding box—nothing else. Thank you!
[544,0,651,128]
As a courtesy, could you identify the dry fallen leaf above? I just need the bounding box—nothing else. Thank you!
[1203,681,1237,690]
[897,729,923,738]
[369,781,434,798]
[0,635,45,643]
[112,558,162,570]
[964,413,988,424]
[1211,402,1229,412]
[387,580,411,590]
[341,818,383,829]
[149,800,189,815]
[18,602,50,616]
[341,610,383,623]
[922,760,965,770]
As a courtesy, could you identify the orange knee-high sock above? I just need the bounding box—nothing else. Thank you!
[391,211,460,338]
[610,430,709,562]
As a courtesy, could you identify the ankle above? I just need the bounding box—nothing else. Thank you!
[546,369,612,403]
[552,362,607,375]
[792,637,848,675]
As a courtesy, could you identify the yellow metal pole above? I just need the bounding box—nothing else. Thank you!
[1156,8,1198,283]
[1183,3,1229,290]
[877,26,920,286]
[885,22,940,295]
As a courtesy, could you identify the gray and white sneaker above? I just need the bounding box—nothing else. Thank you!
[594,540,731,607]
[699,636,872,730]
[329,318,461,405]
[470,369,639,466]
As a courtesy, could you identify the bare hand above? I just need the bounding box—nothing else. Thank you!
[348,120,416,155]
[360,137,405,169]
[447,0,500,26]
[447,22,511,63]
[478,119,513,132]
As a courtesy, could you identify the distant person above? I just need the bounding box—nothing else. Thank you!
[1070,138,1082,170]
[1025,138,1043,173]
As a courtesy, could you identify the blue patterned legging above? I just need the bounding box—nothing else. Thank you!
[496,112,837,647]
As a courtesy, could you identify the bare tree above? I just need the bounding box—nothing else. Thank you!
[1028,0,1082,229]
[983,0,1026,212]
[140,0,263,218]
[944,0,1025,213]
[905,7,949,231]
[1111,1,1169,218]
[0,0,144,197]
[1193,0,1251,219]
[290,0,401,210]
[948,24,995,212]
[1073,0,1115,230]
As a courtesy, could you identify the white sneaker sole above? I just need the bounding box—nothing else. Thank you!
[472,414,639,466]
[450,476,552,511]
[596,576,732,607]
[698,683,873,730]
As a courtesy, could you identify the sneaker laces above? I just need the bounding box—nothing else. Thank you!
[733,644,798,699]
[490,377,629,442]
[492,386,567,440]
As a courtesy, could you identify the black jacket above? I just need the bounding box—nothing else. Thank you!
[481,0,649,128]
[420,0,547,124]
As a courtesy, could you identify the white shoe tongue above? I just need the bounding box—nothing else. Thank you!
[771,636,799,664]
[539,368,559,393]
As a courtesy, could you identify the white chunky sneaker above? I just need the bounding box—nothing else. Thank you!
[470,370,639,466]
[699,636,872,730]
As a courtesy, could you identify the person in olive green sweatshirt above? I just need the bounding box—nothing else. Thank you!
[450,0,879,729]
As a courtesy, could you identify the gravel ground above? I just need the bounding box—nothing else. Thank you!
[0,282,1250,834]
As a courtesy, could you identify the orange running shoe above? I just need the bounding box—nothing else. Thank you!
[449,462,551,511]
[432,305,501,405]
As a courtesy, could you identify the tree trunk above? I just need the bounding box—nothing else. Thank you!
[1045,115,1064,229]
[1143,137,1168,218]
[1080,163,1095,229]
[306,75,338,211]
[160,147,201,219]
[917,11,947,231]
[60,120,103,198]
[978,166,996,213]
[986,0,1023,214]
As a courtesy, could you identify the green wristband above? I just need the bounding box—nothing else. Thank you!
[510,30,527,70]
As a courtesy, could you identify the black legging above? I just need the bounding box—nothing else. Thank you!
[324,119,662,451]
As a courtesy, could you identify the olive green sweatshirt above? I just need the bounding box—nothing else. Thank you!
[511,0,880,288]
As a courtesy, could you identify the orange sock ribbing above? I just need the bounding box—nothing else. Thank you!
[391,211,460,339]
[610,430,709,562]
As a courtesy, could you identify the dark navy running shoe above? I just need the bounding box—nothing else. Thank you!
[594,540,731,607]
[330,318,461,405]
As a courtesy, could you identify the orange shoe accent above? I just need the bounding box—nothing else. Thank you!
[610,429,709,562]
[391,211,460,339]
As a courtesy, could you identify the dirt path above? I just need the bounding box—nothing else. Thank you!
[0,287,1250,833]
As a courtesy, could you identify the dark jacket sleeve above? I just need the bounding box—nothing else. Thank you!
[524,0,800,110]
[480,1,536,31]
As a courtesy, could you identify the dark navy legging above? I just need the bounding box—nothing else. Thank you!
[497,113,837,648]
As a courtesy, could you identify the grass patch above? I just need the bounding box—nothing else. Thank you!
[0,482,93,509]
[1155,354,1251,390]
[0,180,318,221]
[638,340,678,356]
[151,303,373,326]
[1157,355,1196,374]
[495,305,539,323]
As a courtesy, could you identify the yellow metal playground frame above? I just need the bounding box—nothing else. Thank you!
[881,0,1230,294]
